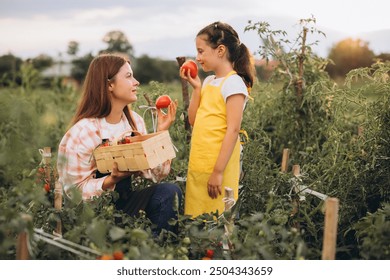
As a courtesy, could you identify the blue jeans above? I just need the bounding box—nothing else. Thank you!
[145,183,182,235]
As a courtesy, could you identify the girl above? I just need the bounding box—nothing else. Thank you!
[58,53,182,234]
[180,21,256,217]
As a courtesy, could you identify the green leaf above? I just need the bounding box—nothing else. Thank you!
[109,226,126,241]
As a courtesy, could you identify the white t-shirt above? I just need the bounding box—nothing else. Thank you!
[203,74,249,104]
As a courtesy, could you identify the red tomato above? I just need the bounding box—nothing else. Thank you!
[155,95,172,109]
[44,183,50,193]
[113,251,124,260]
[124,136,131,144]
[182,60,198,78]
[205,249,214,258]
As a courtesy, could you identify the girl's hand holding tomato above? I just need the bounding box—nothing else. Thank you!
[179,65,202,91]
[181,60,198,78]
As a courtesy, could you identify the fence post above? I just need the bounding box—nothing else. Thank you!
[224,187,235,236]
[42,147,51,177]
[176,56,191,142]
[222,187,235,258]
[290,165,301,230]
[322,197,339,260]
[54,181,63,236]
[281,148,290,173]
[16,232,29,260]
[16,214,32,260]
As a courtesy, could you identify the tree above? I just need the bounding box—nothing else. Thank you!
[70,52,94,84]
[67,41,79,56]
[326,38,375,78]
[31,54,54,71]
[0,53,23,86]
[134,55,179,84]
[100,30,134,58]
[375,52,390,62]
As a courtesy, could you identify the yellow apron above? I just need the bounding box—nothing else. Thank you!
[185,71,241,217]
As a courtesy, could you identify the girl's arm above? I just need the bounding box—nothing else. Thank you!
[207,94,245,199]
[188,86,201,126]
[180,67,202,126]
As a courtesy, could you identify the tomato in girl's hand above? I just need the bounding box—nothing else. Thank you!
[181,60,198,78]
[155,95,172,109]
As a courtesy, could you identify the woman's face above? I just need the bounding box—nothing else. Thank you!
[109,62,139,106]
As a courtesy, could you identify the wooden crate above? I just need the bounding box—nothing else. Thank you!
[93,130,176,173]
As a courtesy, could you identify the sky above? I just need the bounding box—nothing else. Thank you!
[1,0,389,60]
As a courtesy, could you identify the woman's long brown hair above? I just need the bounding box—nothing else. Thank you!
[70,53,136,130]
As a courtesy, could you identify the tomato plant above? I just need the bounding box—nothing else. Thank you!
[155,94,172,109]
[181,60,198,78]
[44,183,50,193]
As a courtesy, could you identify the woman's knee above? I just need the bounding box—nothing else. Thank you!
[156,183,182,200]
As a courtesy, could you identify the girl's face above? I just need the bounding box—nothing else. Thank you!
[109,62,139,106]
[195,35,219,72]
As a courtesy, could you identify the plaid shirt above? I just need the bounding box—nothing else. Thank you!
[57,112,149,200]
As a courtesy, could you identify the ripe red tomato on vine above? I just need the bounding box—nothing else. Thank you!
[205,249,214,258]
[113,251,124,260]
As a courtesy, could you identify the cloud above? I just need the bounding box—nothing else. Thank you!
[0,0,388,59]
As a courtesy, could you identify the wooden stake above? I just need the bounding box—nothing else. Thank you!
[16,214,32,260]
[224,187,235,235]
[42,147,63,235]
[176,56,191,142]
[291,165,300,221]
[43,147,51,179]
[292,164,300,176]
[224,187,235,211]
[223,187,235,257]
[281,148,290,173]
[322,197,339,260]
[295,27,307,107]
[54,181,63,236]
[16,232,29,260]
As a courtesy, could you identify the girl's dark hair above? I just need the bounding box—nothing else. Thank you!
[70,53,136,130]
[197,21,256,89]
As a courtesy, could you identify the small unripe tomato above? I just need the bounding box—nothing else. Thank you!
[181,60,198,78]
[155,95,172,109]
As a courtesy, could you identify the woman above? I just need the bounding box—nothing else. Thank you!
[57,53,182,234]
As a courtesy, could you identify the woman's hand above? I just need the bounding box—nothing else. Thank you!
[102,162,133,191]
[157,100,178,131]
[207,171,223,199]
